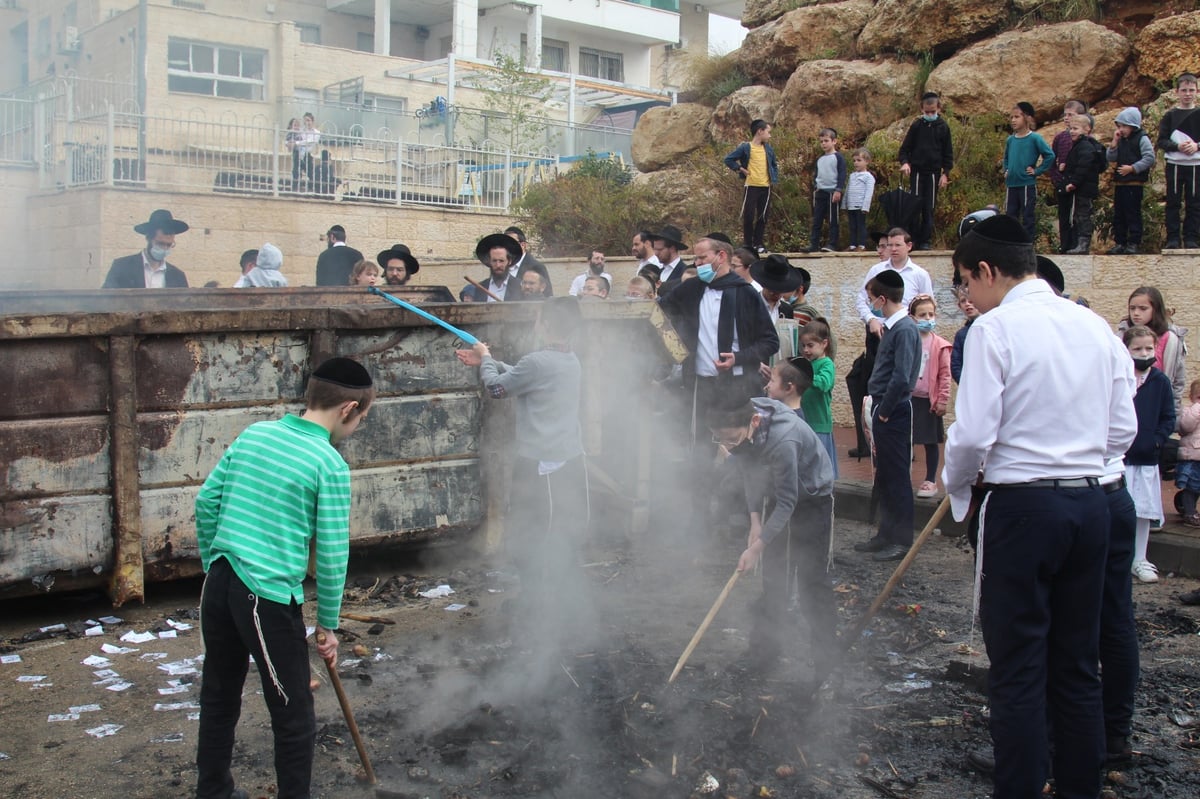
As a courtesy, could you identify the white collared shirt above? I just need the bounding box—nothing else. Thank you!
[638,255,662,269]
[487,275,508,302]
[696,286,742,377]
[660,257,681,283]
[508,253,525,279]
[942,279,1137,521]
[143,251,167,288]
[855,258,934,323]
[568,271,613,296]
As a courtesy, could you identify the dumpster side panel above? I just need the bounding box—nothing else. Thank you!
[0,497,113,583]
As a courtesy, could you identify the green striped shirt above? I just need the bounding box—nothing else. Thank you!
[196,414,350,629]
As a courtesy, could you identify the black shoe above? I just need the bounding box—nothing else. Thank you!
[872,543,910,561]
[1187,240,1200,249]
[854,536,888,553]
[1106,244,1127,255]
[1125,244,1140,254]
[1165,238,1182,250]
[1106,735,1132,766]
[967,748,995,775]
[917,243,933,251]
[1180,587,1200,605]
[848,447,868,459]
[230,790,250,799]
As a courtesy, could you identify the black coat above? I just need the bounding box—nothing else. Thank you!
[659,272,779,384]
[102,252,189,288]
[1063,135,1105,199]
[460,275,527,303]
[315,244,364,286]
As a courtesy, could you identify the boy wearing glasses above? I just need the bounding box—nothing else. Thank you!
[709,396,835,675]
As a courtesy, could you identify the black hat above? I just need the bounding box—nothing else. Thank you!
[475,233,522,265]
[651,224,687,250]
[750,254,803,292]
[377,243,420,275]
[311,357,373,389]
[968,214,1032,245]
[1036,255,1065,294]
[786,356,815,383]
[134,209,189,236]
[793,265,812,291]
[704,231,732,245]
[875,268,904,289]
[1016,101,1036,118]
[869,229,889,243]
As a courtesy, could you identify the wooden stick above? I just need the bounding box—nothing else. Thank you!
[464,275,503,302]
[668,569,741,683]
[339,612,394,625]
[316,632,377,784]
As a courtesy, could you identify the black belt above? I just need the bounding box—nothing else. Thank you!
[1102,476,1127,495]
[983,477,1100,490]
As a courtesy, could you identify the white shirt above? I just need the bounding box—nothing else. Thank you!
[143,251,167,288]
[568,271,613,296]
[486,275,508,302]
[942,279,1137,521]
[660,257,682,284]
[639,255,662,269]
[696,286,741,377]
[855,258,934,323]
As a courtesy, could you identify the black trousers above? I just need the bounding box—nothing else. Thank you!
[1112,184,1144,246]
[197,557,316,799]
[908,171,938,247]
[1055,187,1076,251]
[1006,185,1038,239]
[979,484,1108,799]
[810,189,839,249]
[741,185,771,250]
[1164,162,1199,244]
[1100,484,1139,744]
[871,398,913,547]
[846,331,879,452]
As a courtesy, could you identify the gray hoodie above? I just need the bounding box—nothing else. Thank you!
[732,397,834,545]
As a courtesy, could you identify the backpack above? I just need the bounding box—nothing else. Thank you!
[1089,137,1107,175]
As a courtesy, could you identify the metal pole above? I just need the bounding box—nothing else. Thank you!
[272,123,280,198]
[503,148,511,210]
[105,105,115,186]
[395,137,403,206]
[136,0,147,182]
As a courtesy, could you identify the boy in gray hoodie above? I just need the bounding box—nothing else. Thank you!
[711,396,836,674]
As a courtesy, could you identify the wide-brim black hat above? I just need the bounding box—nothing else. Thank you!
[750,254,803,292]
[475,233,522,265]
[1036,255,1065,294]
[651,224,687,250]
[134,209,189,236]
[377,243,420,275]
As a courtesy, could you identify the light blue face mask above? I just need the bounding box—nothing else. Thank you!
[148,245,171,262]
[871,306,885,318]
[916,318,937,332]
[922,113,939,122]
[696,263,717,283]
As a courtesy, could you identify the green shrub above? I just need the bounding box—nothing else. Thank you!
[682,51,751,107]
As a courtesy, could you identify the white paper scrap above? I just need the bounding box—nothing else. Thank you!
[84,626,104,637]
[69,704,101,714]
[1,654,22,664]
[154,701,200,711]
[187,712,200,721]
[101,643,138,655]
[158,630,177,640]
[120,631,157,644]
[86,723,123,738]
[98,616,123,625]
[158,684,190,695]
[48,713,80,722]
[17,675,47,682]
[82,656,112,668]
[418,584,455,598]
[166,619,192,631]
[445,603,467,612]
[158,660,198,676]
[105,681,134,692]
[39,623,67,633]
[151,732,184,743]
[92,669,119,679]
[139,652,168,661]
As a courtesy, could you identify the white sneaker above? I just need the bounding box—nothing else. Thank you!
[1131,560,1159,583]
[916,480,938,498]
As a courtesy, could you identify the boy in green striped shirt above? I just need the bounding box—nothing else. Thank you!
[195,357,374,799]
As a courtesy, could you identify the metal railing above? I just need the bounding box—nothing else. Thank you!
[50,109,619,211]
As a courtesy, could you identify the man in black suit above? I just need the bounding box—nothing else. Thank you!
[102,209,190,288]
[315,224,363,286]
[461,234,526,302]
[504,226,552,295]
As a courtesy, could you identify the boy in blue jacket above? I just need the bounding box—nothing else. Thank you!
[724,119,778,255]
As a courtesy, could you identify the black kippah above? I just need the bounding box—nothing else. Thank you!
[311,357,373,388]
[705,231,732,244]
[968,214,1032,245]
[875,268,904,289]
[1036,255,1065,294]
[787,356,814,381]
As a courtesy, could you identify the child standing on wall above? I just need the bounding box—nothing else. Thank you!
[1061,113,1106,255]
[1003,101,1054,239]
[898,91,954,251]
[723,119,778,255]
[1157,73,1200,250]
[907,295,951,498]
[1048,99,1087,252]
[1106,107,1156,255]
[809,128,846,252]
[843,148,876,251]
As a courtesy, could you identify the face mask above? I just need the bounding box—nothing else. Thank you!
[1133,356,1156,372]
[871,305,885,318]
[148,245,170,262]
[696,264,717,283]
[922,113,939,122]
[916,319,937,332]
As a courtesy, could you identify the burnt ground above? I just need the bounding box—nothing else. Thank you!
[2,518,1200,799]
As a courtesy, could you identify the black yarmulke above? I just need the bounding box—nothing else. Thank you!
[969,214,1032,245]
[312,357,373,388]
[787,356,814,381]
[1036,255,1065,294]
[875,268,904,289]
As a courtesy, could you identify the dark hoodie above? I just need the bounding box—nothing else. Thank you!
[730,397,834,545]
[898,115,954,175]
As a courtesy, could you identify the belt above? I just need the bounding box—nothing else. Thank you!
[1101,476,1127,495]
[983,477,1100,490]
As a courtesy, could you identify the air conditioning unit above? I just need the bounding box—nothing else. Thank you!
[60,26,81,53]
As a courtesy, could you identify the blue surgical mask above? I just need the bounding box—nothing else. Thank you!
[148,245,171,262]
[696,264,717,283]
[871,308,885,318]
[922,113,939,122]
[916,319,937,332]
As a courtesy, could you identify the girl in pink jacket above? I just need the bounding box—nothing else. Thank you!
[909,294,952,498]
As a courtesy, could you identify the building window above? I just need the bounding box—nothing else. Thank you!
[356,32,373,52]
[168,39,266,100]
[364,94,407,114]
[295,23,321,45]
[36,16,51,57]
[579,47,623,82]
[542,38,568,73]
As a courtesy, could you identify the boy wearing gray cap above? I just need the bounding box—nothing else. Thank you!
[1107,107,1156,255]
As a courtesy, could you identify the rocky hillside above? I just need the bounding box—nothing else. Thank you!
[632,1,1200,203]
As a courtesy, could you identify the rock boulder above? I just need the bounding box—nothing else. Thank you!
[709,86,784,143]
[777,59,921,142]
[1134,11,1200,84]
[736,0,872,84]
[858,0,1006,57]
[927,21,1131,118]
[631,103,713,172]
[742,0,828,30]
